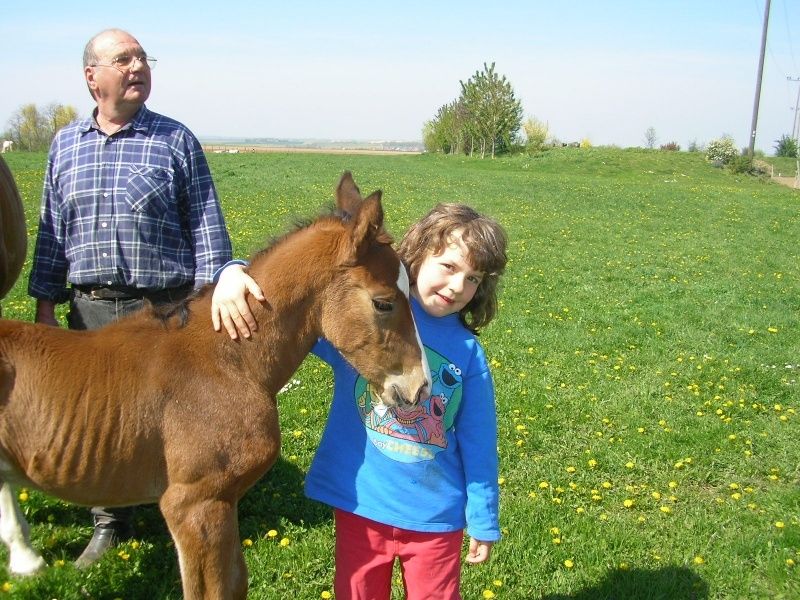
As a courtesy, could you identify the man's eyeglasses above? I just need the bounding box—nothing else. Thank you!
[91,54,157,72]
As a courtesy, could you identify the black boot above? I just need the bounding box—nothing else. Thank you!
[74,522,134,568]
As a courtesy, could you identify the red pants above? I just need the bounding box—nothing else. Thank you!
[334,509,464,600]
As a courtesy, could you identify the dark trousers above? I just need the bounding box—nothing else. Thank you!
[67,286,191,527]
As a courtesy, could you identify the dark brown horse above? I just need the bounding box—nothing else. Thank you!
[0,156,27,306]
[0,172,430,599]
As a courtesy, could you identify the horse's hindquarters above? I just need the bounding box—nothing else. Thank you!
[0,157,27,300]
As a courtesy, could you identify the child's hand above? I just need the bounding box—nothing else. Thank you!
[465,537,493,564]
[211,263,265,339]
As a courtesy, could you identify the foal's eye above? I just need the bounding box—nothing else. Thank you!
[372,299,394,313]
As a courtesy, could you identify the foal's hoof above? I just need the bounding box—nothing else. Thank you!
[75,524,134,569]
[9,552,46,576]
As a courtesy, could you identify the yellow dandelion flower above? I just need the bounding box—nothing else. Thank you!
[693,556,705,565]
[652,491,662,500]
[267,529,278,538]
[498,477,506,486]
[602,481,612,489]
[775,521,785,529]
[668,481,678,489]
[660,506,672,514]
[552,537,562,544]
[321,592,332,599]
[619,562,630,571]
[563,559,575,569]
[729,483,739,490]
[539,481,550,489]
[623,499,635,508]
[482,591,496,599]
[55,559,65,567]
[625,461,635,469]
[549,527,560,535]
[566,466,576,473]
[492,579,503,587]
[118,551,130,560]
[18,491,29,502]
[731,493,742,501]
[243,538,253,547]
[576,507,585,514]
[767,326,778,333]
[588,459,598,468]
[1,582,11,592]
[280,537,291,546]
[787,559,796,568]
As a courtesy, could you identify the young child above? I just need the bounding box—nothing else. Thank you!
[212,203,508,599]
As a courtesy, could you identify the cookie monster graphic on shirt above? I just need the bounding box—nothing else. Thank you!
[355,347,463,463]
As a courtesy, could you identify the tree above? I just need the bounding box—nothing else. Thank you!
[523,116,549,152]
[458,63,523,158]
[774,134,798,158]
[644,126,657,149]
[422,101,467,154]
[4,102,78,151]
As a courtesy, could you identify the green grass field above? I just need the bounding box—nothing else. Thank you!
[0,148,797,599]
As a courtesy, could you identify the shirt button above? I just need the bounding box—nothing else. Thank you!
[101,222,108,228]
[107,280,113,286]
[102,252,108,257]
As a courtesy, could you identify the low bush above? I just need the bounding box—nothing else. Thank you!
[705,136,738,164]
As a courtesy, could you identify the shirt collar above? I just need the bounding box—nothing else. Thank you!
[82,104,151,135]
[411,296,461,328]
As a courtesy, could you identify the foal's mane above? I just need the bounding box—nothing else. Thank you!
[247,204,346,265]
[145,205,349,330]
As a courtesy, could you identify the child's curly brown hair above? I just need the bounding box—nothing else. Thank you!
[397,203,507,333]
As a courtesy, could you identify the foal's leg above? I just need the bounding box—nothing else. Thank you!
[160,487,247,600]
[0,482,46,574]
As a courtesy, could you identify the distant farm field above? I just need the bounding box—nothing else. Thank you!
[1,148,798,599]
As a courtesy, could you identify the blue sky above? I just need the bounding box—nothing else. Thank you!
[1,1,798,152]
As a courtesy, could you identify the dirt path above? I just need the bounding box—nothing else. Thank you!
[772,175,799,189]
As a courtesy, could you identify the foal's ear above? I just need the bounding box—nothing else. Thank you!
[336,171,363,219]
[340,191,385,265]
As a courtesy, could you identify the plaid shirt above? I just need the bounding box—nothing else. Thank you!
[29,105,232,303]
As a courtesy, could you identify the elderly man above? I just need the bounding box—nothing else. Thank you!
[28,28,233,567]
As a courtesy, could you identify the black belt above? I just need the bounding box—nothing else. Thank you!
[72,284,193,302]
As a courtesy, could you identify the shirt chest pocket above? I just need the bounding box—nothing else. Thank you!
[125,167,174,215]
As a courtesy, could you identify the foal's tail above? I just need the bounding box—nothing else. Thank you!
[0,157,27,308]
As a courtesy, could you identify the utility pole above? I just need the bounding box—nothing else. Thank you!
[748,0,771,157]
[792,77,800,188]
[790,77,800,142]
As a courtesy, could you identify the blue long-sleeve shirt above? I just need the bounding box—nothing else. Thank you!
[29,105,232,302]
[305,298,501,542]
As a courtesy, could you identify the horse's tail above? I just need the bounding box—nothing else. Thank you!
[0,156,27,309]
